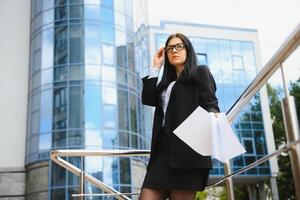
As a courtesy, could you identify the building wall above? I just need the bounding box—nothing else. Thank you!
[0,0,30,198]
[25,0,149,199]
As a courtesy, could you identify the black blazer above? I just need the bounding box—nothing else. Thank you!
[142,65,220,169]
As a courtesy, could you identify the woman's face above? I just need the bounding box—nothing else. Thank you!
[166,37,187,68]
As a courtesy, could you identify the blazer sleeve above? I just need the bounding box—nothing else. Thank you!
[197,66,220,113]
[141,76,159,107]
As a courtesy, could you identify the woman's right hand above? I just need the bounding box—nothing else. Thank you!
[153,47,165,69]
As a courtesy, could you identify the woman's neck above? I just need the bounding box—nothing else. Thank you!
[174,65,184,77]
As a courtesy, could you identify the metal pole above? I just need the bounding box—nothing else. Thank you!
[280,65,300,200]
[224,161,235,200]
[79,156,85,200]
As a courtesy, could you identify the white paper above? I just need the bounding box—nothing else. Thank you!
[173,106,213,156]
[173,106,246,162]
[211,113,246,162]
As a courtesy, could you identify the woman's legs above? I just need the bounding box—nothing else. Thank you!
[139,188,169,200]
[169,190,196,200]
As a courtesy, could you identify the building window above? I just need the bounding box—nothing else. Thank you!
[232,55,244,70]
[243,139,255,155]
[197,53,208,66]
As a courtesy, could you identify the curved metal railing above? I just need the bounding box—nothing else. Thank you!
[50,23,300,199]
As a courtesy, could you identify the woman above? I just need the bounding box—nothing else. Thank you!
[139,33,220,200]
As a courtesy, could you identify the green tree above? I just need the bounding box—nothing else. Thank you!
[266,78,300,200]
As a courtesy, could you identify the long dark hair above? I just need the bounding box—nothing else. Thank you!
[157,33,199,93]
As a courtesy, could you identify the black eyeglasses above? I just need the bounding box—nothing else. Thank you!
[164,43,185,53]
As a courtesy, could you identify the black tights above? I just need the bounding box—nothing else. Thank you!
[139,188,196,200]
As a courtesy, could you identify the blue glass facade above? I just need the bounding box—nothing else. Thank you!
[27,0,148,199]
[155,33,270,176]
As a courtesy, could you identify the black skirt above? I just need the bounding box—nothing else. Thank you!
[142,127,210,191]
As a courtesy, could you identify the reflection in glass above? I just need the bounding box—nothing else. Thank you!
[116,45,127,67]
[119,158,131,184]
[30,135,39,154]
[54,65,67,82]
[197,53,208,66]
[254,131,267,155]
[70,5,83,19]
[102,86,117,105]
[119,131,129,147]
[52,131,66,148]
[84,85,101,129]
[112,158,119,185]
[102,65,116,81]
[84,5,100,20]
[206,39,220,69]
[69,65,84,80]
[69,86,84,128]
[218,40,232,70]
[51,162,66,186]
[127,43,134,72]
[32,72,41,89]
[117,68,127,84]
[130,93,137,132]
[43,9,54,26]
[69,25,84,63]
[102,157,114,185]
[51,188,65,200]
[42,28,54,69]
[231,41,242,55]
[39,133,51,150]
[85,130,102,147]
[68,157,80,185]
[131,133,138,148]
[102,130,117,149]
[85,0,100,5]
[118,89,129,130]
[244,139,254,154]
[55,5,67,21]
[69,130,84,147]
[67,187,79,199]
[100,7,114,22]
[232,55,244,70]
[40,89,52,133]
[242,47,256,71]
[85,65,101,80]
[54,26,68,64]
[41,68,53,85]
[33,49,41,72]
[85,25,101,64]
[102,43,115,64]
[85,157,103,180]
[102,105,117,128]
[53,87,67,130]
[115,11,125,28]
[43,0,54,10]
[101,0,113,7]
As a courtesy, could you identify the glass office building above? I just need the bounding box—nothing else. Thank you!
[148,22,274,184]
[27,0,148,199]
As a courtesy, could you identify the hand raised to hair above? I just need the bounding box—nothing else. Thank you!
[153,47,165,69]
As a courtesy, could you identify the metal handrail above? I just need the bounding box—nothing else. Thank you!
[50,138,300,198]
[50,23,300,199]
[50,150,150,200]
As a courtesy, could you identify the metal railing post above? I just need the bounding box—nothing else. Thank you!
[79,156,85,200]
[224,161,235,200]
[280,65,300,200]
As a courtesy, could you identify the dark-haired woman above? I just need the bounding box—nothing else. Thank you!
[139,33,220,200]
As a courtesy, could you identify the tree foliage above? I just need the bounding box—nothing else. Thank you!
[266,78,300,200]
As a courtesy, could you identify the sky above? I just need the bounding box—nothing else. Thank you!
[148,0,300,81]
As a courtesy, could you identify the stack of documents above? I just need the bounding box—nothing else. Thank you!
[173,106,246,163]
